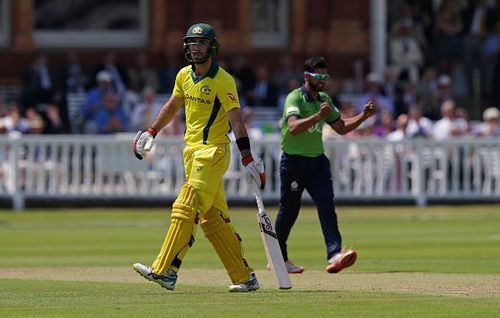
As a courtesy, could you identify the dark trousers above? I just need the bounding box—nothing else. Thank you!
[275,153,342,261]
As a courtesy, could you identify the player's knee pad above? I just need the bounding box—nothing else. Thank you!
[152,183,200,274]
[200,207,250,284]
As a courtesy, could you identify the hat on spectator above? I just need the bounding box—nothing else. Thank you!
[438,75,452,87]
[366,72,382,85]
[483,107,499,121]
[96,70,112,82]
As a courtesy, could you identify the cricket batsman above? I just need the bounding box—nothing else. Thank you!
[132,23,265,292]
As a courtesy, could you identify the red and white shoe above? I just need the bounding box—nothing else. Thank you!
[325,249,357,274]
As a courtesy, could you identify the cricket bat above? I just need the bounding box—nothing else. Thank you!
[254,188,292,289]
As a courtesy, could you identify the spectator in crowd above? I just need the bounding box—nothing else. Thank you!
[389,18,424,83]
[435,74,456,117]
[455,106,471,134]
[0,105,32,135]
[358,72,394,118]
[25,107,45,134]
[57,50,88,132]
[20,52,57,111]
[473,106,500,136]
[387,113,409,141]
[92,51,128,95]
[130,87,163,132]
[58,50,88,94]
[393,81,417,117]
[416,66,440,120]
[461,0,498,95]
[42,104,65,134]
[94,92,128,134]
[248,64,279,107]
[433,99,467,140]
[483,20,500,103]
[373,110,395,137]
[128,52,159,93]
[435,0,463,74]
[391,2,429,55]
[82,71,115,133]
[381,66,399,101]
[406,105,434,138]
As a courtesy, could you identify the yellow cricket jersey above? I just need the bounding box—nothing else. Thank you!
[173,61,240,146]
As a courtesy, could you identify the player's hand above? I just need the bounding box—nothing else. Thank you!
[363,101,376,118]
[242,155,266,190]
[133,128,156,160]
[318,102,332,119]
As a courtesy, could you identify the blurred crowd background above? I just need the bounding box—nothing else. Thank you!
[0,0,499,140]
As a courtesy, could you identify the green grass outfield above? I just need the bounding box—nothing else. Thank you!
[0,205,499,318]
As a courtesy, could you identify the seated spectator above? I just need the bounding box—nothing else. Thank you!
[130,87,163,132]
[43,104,65,134]
[473,107,500,137]
[0,105,32,135]
[25,107,45,134]
[416,67,439,120]
[387,113,409,141]
[92,51,128,95]
[433,100,467,140]
[406,105,434,138]
[373,110,395,137]
[389,18,424,83]
[94,92,128,134]
[83,71,115,133]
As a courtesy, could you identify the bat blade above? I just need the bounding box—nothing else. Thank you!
[255,190,292,289]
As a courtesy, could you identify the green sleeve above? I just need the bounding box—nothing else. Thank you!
[283,91,302,119]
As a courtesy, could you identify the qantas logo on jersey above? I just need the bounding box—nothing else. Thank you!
[227,92,237,102]
[200,85,211,95]
[185,93,211,104]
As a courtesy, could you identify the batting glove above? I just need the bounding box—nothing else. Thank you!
[133,128,157,160]
[242,155,266,190]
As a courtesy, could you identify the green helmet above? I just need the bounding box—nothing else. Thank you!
[183,23,219,63]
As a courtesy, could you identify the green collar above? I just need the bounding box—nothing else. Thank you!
[190,61,219,84]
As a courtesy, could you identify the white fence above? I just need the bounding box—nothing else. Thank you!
[0,134,499,210]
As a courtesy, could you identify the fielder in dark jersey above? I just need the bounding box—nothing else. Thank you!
[275,56,376,274]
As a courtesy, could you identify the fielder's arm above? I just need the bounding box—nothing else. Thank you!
[287,102,331,135]
[330,100,376,135]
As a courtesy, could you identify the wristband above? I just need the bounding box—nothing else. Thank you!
[147,127,158,138]
[236,137,250,152]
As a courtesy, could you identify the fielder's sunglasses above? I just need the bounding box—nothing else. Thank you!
[304,72,330,81]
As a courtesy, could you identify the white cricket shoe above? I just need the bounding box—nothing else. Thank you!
[133,263,177,290]
[229,272,260,292]
[325,249,357,273]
